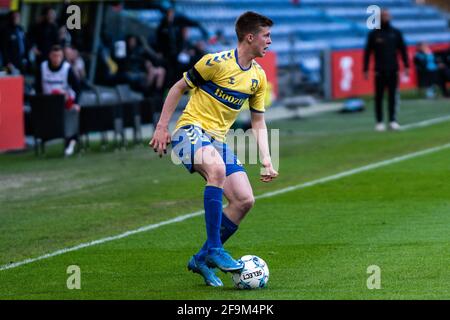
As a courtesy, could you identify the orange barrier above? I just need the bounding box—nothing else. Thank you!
[0,76,25,152]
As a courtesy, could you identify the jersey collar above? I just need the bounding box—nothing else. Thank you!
[234,49,252,71]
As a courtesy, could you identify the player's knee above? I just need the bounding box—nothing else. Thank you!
[240,195,255,213]
[207,166,226,186]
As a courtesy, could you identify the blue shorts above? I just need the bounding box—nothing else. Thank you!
[171,125,245,176]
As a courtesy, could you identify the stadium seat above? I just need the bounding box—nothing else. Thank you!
[115,84,144,144]
[79,86,121,148]
[132,0,450,69]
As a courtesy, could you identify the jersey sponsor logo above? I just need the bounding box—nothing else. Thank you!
[214,88,246,107]
[200,81,250,110]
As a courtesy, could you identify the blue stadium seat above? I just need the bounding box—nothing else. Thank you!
[133,0,450,67]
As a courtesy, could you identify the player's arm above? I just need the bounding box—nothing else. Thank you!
[251,112,278,183]
[363,31,374,79]
[149,78,189,157]
[249,71,278,183]
[150,53,217,157]
[397,30,410,77]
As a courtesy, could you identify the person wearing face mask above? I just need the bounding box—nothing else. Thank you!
[363,9,410,132]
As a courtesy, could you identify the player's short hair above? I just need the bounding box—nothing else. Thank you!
[235,11,273,43]
[50,45,63,53]
[42,6,54,16]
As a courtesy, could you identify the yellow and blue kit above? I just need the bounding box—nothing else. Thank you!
[171,49,267,175]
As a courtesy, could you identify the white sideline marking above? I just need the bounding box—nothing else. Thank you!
[1,142,450,272]
[400,115,450,131]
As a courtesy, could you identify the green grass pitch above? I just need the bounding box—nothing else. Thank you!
[0,98,449,299]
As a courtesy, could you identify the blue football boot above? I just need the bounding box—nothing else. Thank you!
[187,255,223,287]
[205,248,244,272]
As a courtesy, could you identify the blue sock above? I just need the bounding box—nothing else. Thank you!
[195,212,238,261]
[203,185,223,251]
[220,213,239,244]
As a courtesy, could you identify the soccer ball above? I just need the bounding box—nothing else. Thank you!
[231,255,269,289]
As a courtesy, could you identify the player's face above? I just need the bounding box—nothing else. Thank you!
[253,26,272,58]
[381,10,391,24]
[49,50,64,68]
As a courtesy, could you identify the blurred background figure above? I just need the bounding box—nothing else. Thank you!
[414,42,439,99]
[58,25,72,48]
[364,9,409,132]
[156,3,209,87]
[29,7,60,68]
[35,45,81,156]
[114,34,166,96]
[1,0,449,156]
[64,45,87,87]
[436,45,450,98]
[1,11,28,75]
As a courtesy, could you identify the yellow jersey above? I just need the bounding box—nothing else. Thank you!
[175,49,267,141]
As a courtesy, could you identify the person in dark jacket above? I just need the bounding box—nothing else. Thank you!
[435,46,450,97]
[1,11,28,74]
[156,5,209,87]
[363,9,410,131]
[29,7,60,68]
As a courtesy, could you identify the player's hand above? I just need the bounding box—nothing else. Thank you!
[260,161,278,183]
[149,124,171,157]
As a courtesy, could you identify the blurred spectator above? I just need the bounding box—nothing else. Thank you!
[29,7,59,68]
[35,45,81,156]
[209,30,230,46]
[1,11,28,75]
[64,45,86,85]
[208,30,231,53]
[187,40,207,70]
[435,46,450,98]
[139,35,167,94]
[156,5,209,86]
[94,37,119,86]
[116,35,166,95]
[414,42,439,99]
[363,9,409,131]
[58,25,72,48]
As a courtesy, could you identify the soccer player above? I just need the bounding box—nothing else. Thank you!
[150,11,278,287]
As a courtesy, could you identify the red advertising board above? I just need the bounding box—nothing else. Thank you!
[0,0,11,8]
[0,76,25,152]
[331,43,450,99]
[256,51,279,101]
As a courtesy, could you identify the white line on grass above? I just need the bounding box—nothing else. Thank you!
[400,115,450,131]
[1,142,450,272]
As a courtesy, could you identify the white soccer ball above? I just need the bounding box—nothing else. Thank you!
[231,255,269,289]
